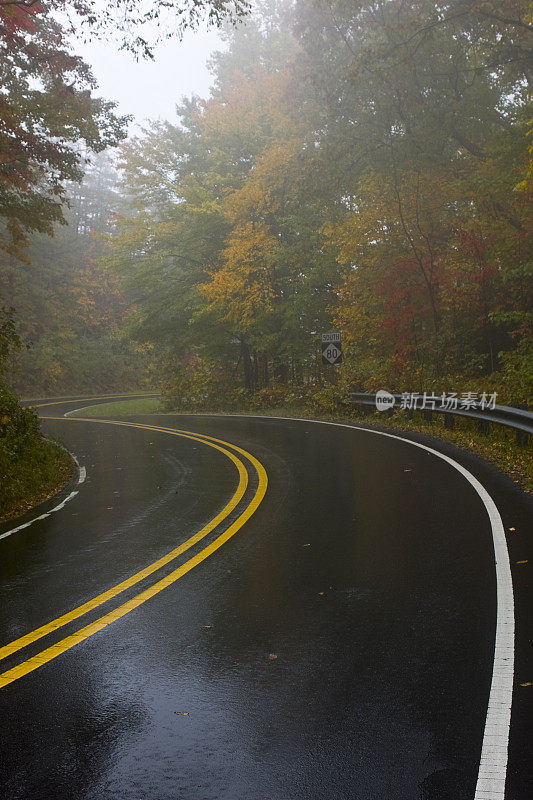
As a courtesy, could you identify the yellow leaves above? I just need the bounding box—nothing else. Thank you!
[199,127,315,329]
[200,222,279,331]
[256,138,304,192]
[224,137,304,225]
[224,222,278,269]
[225,181,272,224]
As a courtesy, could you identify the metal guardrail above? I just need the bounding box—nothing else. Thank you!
[346,393,532,445]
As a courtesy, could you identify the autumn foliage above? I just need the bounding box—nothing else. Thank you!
[2,0,532,403]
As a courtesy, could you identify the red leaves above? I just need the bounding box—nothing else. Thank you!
[378,257,435,344]
[455,228,488,260]
[0,2,42,42]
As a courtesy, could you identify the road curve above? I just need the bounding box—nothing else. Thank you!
[0,399,531,800]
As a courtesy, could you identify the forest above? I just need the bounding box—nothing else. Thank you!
[1,0,532,409]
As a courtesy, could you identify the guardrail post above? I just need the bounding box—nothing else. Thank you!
[477,418,490,436]
[512,403,529,446]
[444,413,454,430]
[405,408,414,421]
[423,409,433,423]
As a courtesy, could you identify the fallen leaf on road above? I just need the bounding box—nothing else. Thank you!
[204,625,212,629]
[303,543,311,547]
[520,682,532,687]
[516,560,528,564]
[268,653,278,660]
[318,591,325,596]
[509,527,516,531]
[174,712,189,716]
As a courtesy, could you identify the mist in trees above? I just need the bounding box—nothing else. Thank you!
[1,0,531,402]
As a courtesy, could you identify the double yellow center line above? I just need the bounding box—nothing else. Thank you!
[0,417,267,688]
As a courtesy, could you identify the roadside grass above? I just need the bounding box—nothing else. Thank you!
[67,397,531,493]
[69,397,163,417]
[0,438,76,522]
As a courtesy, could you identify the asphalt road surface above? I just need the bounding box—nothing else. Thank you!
[0,397,531,800]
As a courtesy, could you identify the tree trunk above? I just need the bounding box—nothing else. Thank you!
[274,359,289,383]
[252,351,259,388]
[240,337,254,390]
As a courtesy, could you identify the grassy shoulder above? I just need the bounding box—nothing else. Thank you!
[69,397,163,417]
[70,395,532,493]
[0,437,76,522]
[0,387,77,522]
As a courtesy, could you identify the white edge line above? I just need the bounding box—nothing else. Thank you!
[184,412,514,800]
[64,405,95,417]
[0,449,86,541]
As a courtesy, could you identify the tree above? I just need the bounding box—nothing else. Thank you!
[0,3,130,260]
[0,0,252,258]
[110,10,343,391]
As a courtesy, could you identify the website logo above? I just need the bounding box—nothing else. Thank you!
[375,390,395,411]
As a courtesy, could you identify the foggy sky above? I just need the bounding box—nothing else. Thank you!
[75,26,226,127]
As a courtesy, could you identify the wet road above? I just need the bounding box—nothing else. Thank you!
[1,399,531,799]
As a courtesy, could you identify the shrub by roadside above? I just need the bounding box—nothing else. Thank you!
[0,387,76,521]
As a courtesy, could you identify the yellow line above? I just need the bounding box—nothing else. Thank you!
[0,425,267,688]
[0,421,249,662]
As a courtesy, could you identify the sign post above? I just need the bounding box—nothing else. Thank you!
[321,332,342,366]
